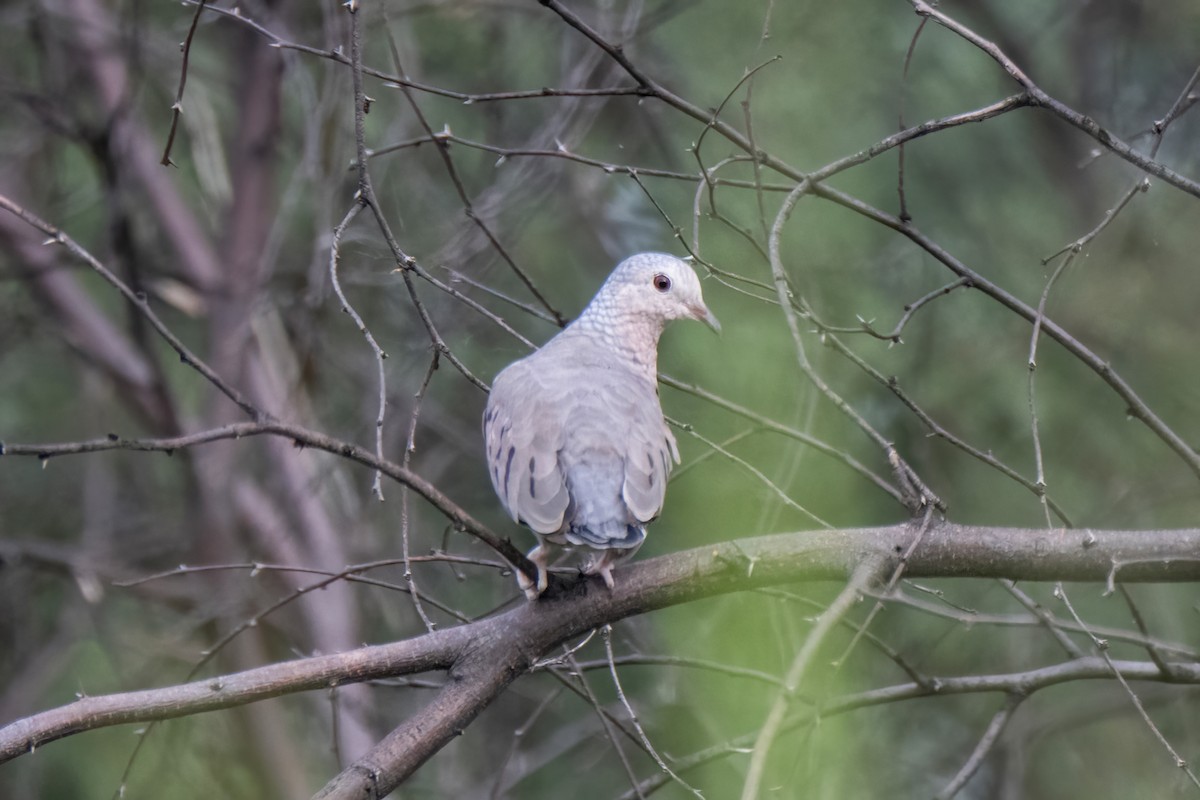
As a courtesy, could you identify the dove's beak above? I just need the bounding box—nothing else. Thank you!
[691,303,721,334]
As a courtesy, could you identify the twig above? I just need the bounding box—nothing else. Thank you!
[344,0,488,393]
[818,278,967,343]
[761,588,933,688]
[832,507,935,670]
[662,375,904,503]
[671,421,832,528]
[739,556,887,800]
[399,354,440,631]
[376,17,566,326]
[1116,585,1178,679]
[0,194,263,421]
[871,585,1198,660]
[161,0,209,166]
[801,305,1069,521]
[909,0,1200,199]
[603,625,705,798]
[1054,583,1200,788]
[0,421,537,581]
[765,178,939,512]
[896,17,928,221]
[489,688,563,800]
[567,649,645,799]
[328,202,390,500]
[809,181,1200,480]
[1000,580,1085,659]
[934,693,1024,800]
[566,654,787,689]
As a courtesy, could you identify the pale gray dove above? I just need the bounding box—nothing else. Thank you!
[484,252,719,599]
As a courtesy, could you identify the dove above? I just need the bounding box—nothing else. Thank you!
[483,252,720,599]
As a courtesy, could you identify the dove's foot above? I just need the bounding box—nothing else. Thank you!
[585,549,620,591]
[517,543,550,601]
[597,565,615,590]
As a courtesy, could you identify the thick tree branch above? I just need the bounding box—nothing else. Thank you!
[3,523,1198,787]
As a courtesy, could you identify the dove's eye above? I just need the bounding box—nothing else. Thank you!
[652,273,672,292]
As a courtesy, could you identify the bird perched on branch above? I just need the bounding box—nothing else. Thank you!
[484,252,720,599]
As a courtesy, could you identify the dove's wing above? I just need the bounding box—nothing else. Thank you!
[618,390,679,523]
[486,334,677,541]
[484,354,572,535]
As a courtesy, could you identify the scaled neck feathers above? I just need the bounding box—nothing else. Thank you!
[568,302,666,384]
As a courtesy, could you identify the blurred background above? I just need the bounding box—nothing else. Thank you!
[1,0,1198,797]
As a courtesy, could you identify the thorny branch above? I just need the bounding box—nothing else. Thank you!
[0,421,536,582]
[4,523,1200,778]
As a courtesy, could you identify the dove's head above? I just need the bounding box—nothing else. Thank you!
[597,252,721,334]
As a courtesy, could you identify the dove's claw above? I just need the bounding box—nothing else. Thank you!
[518,543,550,601]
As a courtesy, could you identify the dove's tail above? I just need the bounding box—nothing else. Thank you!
[565,521,646,551]
[571,522,645,589]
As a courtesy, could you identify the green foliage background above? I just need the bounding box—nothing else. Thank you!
[1,0,1198,797]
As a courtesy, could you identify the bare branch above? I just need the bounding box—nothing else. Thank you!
[808,183,1200,481]
[934,693,1024,800]
[0,421,536,580]
[0,194,262,421]
[910,0,1200,199]
[5,523,1200,777]
[740,557,887,800]
[160,0,208,166]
